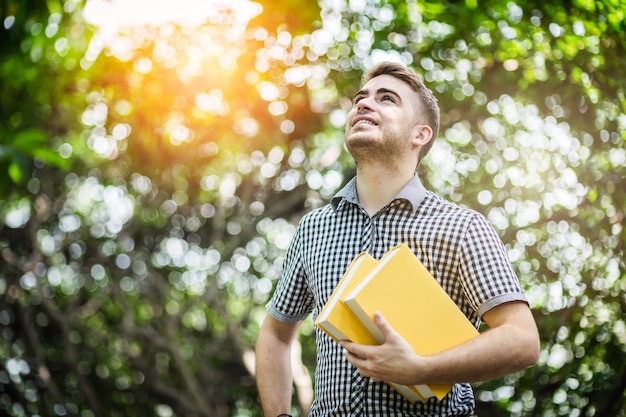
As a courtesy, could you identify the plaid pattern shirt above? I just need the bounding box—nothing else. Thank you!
[267,175,527,417]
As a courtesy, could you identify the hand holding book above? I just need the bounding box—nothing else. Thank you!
[314,244,480,402]
[340,311,424,385]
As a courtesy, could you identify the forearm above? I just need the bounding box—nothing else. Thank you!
[257,343,292,415]
[256,317,299,416]
[342,302,540,386]
[410,320,539,385]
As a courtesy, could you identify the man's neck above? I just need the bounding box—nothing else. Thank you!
[355,165,416,216]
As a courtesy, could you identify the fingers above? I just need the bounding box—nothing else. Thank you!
[342,346,381,381]
[373,311,397,342]
[340,342,370,371]
[339,314,407,382]
[373,310,385,325]
[340,341,367,361]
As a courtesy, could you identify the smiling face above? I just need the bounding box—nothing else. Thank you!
[345,74,428,169]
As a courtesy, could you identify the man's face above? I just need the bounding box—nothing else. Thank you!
[345,74,420,163]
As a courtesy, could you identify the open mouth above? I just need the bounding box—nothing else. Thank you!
[352,117,378,127]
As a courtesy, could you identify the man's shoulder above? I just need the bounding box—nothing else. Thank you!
[421,191,481,219]
[298,202,338,225]
[421,192,501,242]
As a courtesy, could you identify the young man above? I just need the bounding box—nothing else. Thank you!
[255,62,540,416]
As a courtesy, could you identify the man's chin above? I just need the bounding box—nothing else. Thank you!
[346,134,379,147]
[346,139,383,160]
[346,139,371,156]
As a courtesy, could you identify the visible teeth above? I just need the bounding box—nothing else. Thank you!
[355,119,375,126]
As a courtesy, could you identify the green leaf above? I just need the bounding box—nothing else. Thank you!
[45,0,63,15]
[10,128,48,152]
[465,0,478,9]
[573,0,597,12]
[8,159,27,184]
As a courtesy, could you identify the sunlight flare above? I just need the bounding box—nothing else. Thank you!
[83,0,262,29]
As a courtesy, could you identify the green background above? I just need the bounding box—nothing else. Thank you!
[1,0,624,416]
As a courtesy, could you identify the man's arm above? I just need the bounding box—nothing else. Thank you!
[340,301,539,385]
[256,314,302,416]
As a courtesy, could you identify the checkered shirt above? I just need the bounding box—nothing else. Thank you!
[266,175,528,417]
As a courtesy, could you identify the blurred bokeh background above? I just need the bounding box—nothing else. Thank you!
[0,0,624,416]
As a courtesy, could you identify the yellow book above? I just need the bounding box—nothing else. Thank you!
[315,252,425,403]
[315,252,378,344]
[342,244,480,401]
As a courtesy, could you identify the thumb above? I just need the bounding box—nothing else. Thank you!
[373,311,396,340]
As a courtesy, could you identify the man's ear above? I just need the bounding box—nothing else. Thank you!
[411,124,433,147]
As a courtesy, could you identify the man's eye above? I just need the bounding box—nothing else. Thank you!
[382,95,394,102]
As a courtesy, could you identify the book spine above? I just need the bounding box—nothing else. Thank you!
[342,298,385,343]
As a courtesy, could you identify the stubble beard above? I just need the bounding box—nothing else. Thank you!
[346,125,413,169]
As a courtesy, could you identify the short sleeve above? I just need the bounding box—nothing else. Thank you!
[266,224,315,322]
[458,213,528,318]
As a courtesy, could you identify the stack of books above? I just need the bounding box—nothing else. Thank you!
[314,244,479,403]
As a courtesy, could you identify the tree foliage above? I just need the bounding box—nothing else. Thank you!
[0,1,624,416]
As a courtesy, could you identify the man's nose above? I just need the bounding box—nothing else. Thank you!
[356,96,374,112]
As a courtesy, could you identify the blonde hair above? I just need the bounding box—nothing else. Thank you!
[364,62,440,162]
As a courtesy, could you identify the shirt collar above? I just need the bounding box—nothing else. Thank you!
[331,174,427,214]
